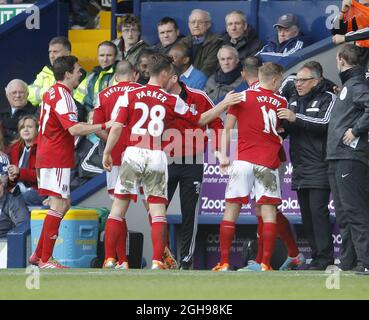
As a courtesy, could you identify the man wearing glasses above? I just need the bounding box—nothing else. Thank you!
[113,14,148,65]
[180,9,222,77]
[277,61,336,270]
[0,79,38,146]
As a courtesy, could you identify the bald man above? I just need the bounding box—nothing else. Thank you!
[0,79,38,145]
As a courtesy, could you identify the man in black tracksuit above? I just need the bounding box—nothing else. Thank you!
[327,44,369,272]
[165,77,223,270]
[278,61,336,270]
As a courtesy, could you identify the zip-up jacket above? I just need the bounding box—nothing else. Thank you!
[327,66,369,165]
[28,65,86,107]
[74,64,116,112]
[256,33,309,62]
[284,81,336,189]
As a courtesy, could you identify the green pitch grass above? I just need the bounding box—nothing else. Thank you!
[0,269,368,300]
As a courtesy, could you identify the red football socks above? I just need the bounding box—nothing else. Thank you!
[104,216,124,261]
[151,215,167,261]
[255,216,264,264]
[219,220,235,264]
[116,218,128,264]
[276,211,299,258]
[261,222,277,267]
[40,209,63,263]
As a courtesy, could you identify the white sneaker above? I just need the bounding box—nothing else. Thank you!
[151,260,167,270]
[103,258,116,268]
[115,261,129,270]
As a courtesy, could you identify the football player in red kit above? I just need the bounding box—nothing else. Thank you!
[213,62,288,271]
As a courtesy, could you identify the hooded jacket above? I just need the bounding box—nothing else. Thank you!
[327,66,369,165]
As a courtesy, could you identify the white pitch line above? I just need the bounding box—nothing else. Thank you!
[0,270,362,277]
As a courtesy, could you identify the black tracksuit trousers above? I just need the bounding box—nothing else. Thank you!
[328,160,369,269]
[167,163,204,268]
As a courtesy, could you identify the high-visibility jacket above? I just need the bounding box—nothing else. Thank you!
[346,0,369,47]
[28,65,87,107]
[74,64,116,112]
[28,65,55,106]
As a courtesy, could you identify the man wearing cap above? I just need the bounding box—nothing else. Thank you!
[256,13,309,62]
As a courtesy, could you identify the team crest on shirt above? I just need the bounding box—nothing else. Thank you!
[340,87,347,100]
[189,104,197,115]
[306,101,319,112]
[68,114,78,122]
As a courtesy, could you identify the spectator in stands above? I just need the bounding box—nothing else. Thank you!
[327,44,369,273]
[113,14,148,65]
[0,79,37,146]
[180,9,222,77]
[74,41,117,114]
[66,0,100,30]
[222,10,262,63]
[204,45,243,102]
[0,159,29,239]
[277,61,336,270]
[332,0,369,64]
[135,49,155,85]
[150,17,183,55]
[27,36,86,121]
[169,43,207,90]
[6,115,45,206]
[241,56,262,89]
[256,13,309,62]
[29,37,69,107]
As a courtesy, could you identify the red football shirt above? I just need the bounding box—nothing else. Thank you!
[36,83,78,168]
[167,84,223,157]
[94,81,142,165]
[115,84,201,150]
[227,86,287,169]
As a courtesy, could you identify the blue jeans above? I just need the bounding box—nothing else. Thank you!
[22,189,47,206]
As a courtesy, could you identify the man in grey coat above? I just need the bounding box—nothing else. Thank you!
[0,164,29,238]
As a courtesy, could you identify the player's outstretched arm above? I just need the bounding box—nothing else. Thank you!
[198,91,243,126]
[68,119,114,136]
[103,122,124,171]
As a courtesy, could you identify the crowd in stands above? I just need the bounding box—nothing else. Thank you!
[2,0,369,273]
